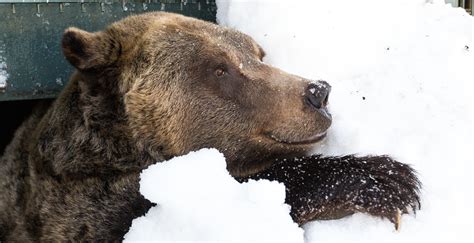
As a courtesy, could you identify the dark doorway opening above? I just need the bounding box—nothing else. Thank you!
[0,99,53,155]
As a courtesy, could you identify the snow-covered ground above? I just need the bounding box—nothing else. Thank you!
[127,0,473,242]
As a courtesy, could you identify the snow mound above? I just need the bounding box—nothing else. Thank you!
[217,0,473,241]
[124,149,303,242]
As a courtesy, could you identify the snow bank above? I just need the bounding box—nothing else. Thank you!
[217,0,473,241]
[124,149,303,242]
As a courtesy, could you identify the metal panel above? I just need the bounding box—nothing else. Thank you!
[0,0,217,101]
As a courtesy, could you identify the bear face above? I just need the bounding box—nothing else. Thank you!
[61,12,331,176]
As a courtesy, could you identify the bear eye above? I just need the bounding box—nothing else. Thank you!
[215,68,226,77]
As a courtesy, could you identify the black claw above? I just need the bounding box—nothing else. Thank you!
[415,197,421,210]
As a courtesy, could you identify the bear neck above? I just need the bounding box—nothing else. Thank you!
[31,71,165,179]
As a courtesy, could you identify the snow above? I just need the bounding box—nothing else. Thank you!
[0,42,7,90]
[217,0,474,241]
[127,0,473,241]
[124,149,304,242]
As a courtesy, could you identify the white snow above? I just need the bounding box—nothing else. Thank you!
[217,0,474,241]
[124,149,304,242]
[0,42,8,90]
[127,0,473,241]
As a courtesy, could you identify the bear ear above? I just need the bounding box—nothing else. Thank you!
[62,27,118,71]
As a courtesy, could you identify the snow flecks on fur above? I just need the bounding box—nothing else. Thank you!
[238,154,420,230]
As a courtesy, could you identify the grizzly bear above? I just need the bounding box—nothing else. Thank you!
[0,12,420,241]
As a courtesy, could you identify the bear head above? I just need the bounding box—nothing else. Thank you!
[61,12,331,176]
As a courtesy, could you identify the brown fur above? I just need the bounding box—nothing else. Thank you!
[0,12,420,241]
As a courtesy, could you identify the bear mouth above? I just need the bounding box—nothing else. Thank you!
[268,132,327,145]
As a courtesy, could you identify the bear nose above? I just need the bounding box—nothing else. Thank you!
[304,81,331,110]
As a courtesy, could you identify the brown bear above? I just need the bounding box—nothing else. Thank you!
[0,12,420,241]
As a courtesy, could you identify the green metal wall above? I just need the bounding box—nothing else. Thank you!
[0,0,217,101]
